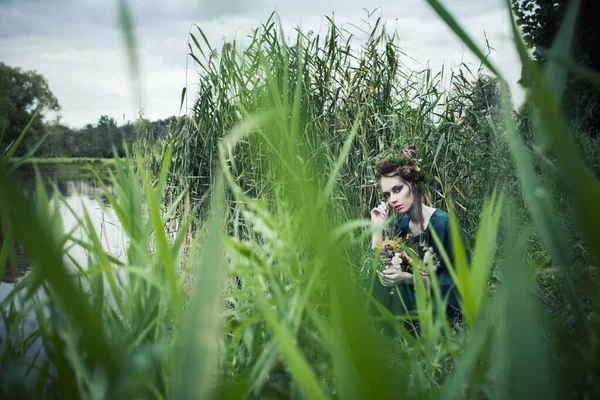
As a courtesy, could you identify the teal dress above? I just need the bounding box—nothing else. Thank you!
[363,209,466,327]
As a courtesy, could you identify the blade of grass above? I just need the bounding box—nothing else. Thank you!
[171,178,225,400]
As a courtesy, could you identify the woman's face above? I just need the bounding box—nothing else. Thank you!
[380,175,414,213]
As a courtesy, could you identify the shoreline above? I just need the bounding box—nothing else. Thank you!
[8,157,119,174]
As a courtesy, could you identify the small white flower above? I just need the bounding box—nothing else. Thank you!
[423,250,432,265]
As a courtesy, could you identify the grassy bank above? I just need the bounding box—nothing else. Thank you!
[8,157,119,174]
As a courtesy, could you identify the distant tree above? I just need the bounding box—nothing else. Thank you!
[38,123,66,157]
[97,115,117,130]
[136,116,179,146]
[0,63,60,153]
[512,0,599,67]
[95,115,118,157]
[512,0,600,130]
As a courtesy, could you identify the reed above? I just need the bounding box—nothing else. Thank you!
[1,1,599,399]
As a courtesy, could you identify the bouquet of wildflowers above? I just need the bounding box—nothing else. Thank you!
[410,242,442,272]
[375,236,442,293]
[375,236,413,273]
[375,236,414,294]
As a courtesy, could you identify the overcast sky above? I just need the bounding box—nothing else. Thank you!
[0,0,524,128]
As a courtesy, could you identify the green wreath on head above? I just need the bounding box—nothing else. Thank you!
[372,143,432,183]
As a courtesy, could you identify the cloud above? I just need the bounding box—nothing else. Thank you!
[0,0,524,127]
[196,0,268,20]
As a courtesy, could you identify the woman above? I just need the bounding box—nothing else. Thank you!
[366,144,466,328]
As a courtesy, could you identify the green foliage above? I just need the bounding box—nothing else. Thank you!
[1,1,600,399]
[512,0,600,130]
[512,0,599,67]
[0,63,60,154]
[60,116,133,158]
[168,13,513,243]
[1,152,202,398]
[30,115,178,158]
[7,158,117,177]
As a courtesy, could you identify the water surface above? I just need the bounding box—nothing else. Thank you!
[1,173,127,313]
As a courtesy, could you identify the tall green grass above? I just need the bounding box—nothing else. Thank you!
[164,12,510,238]
[1,0,599,398]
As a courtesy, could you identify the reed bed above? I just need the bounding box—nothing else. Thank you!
[1,1,599,399]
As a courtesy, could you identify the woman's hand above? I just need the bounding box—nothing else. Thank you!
[370,202,389,225]
[378,253,430,288]
[378,269,414,287]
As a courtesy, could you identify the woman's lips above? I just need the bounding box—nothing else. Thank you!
[394,205,403,211]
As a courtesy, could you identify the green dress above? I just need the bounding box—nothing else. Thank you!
[363,209,466,327]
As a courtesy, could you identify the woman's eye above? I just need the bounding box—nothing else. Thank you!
[393,185,403,194]
[382,193,390,200]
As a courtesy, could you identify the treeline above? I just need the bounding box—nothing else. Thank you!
[31,115,178,158]
[1,61,178,158]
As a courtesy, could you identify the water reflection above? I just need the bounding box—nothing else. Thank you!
[1,174,127,294]
[0,173,128,372]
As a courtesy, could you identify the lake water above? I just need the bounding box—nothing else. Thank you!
[1,173,130,369]
[0,173,128,319]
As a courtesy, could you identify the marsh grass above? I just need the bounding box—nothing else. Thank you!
[1,1,599,399]
[165,11,511,235]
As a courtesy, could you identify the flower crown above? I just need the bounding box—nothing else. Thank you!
[372,143,430,183]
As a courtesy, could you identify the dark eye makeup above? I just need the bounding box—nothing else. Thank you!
[382,185,403,200]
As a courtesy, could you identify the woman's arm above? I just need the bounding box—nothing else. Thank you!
[370,202,388,249]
